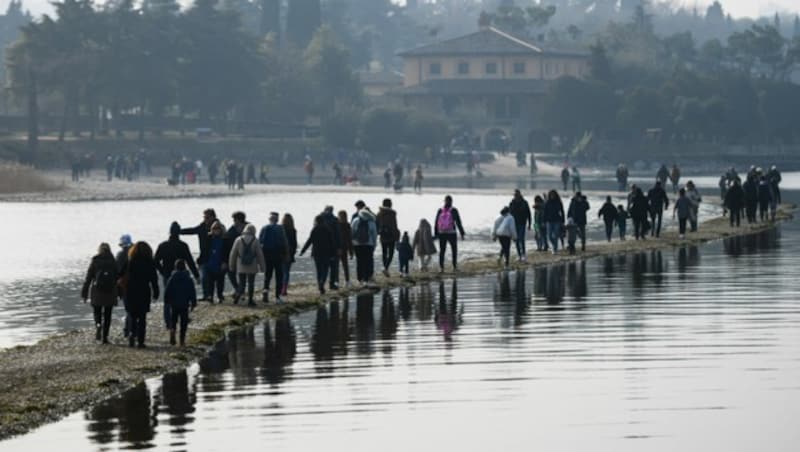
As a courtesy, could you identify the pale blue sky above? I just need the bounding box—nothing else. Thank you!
[9,0,800,20]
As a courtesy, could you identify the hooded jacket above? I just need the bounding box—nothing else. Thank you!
[351,209,378,247]
[492,214,518,240]
[376,207,400,244]
[567,197,590,226]
[412,220,437,256]
[125,255,159,314]
[164,270,197,312]
[509,196,532,228]
[598,202,617,223]
[81,252,119,307]
[230,225,266,274]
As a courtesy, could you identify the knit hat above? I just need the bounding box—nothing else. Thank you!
[119,234,132,247]
[170,221,181,236]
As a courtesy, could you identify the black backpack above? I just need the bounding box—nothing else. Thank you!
[355,218,371,245]
[95,263,117,293]
[240,238,257,265]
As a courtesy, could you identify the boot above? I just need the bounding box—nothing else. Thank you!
[169,330,176,345]
[179,331,186,347]
[95,324,101,341]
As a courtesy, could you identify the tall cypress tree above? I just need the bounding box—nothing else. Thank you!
[286,0,320,49]
[260,0,280,39]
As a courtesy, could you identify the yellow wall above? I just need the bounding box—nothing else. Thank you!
[403,54,589,87]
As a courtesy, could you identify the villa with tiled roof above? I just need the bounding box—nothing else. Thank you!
[395,26,589,152]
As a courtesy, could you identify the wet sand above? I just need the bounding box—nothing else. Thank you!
[0,204,793,440]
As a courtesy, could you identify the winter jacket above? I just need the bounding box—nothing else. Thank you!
[757,181,773,203]
[321,212,343,251]
[743,179,758,202]
[286,227,298,263]
[301,224,336,258]
[567,197,590,226]
[155,236,199,279]
[412,220,437,256]
[351,209,378,247]
[205,236,226,273]
[434,206,465,237]
[396,241,414,262]
[164,270,197,312]
[543,198,565,224]
[725,184,745,210]
[125,257,159,314]
[647,186,669,213]
[81,252,119,307]
[598,202,617,224]
[492,214,518,240]
[224,223,247,263]
[376,207,400,244]
[115,246,131,274]
[180,221,215,265]
[509,197,532,228]
[259,223,290,261]
[629,192,649,220]
[674,197,692,219]
[229,233,266,275]
[339,221,354,257]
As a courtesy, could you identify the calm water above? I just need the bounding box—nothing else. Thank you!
[0,188,720,348]
[5,217,799,450]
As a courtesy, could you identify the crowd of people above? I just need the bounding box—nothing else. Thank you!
[719,165,782,226]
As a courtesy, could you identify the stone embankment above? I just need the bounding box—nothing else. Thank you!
[0,205,793,440]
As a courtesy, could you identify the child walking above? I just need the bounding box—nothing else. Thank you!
[616,205,628,241]
[397,232,414,277]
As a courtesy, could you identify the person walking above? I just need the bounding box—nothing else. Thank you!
[757,176,773,222]
[320,206,343,289]
[351,202,378,283]
[743,175,758,223]
[629,187,649,240]
[81,243,119,344]
[566,192,590,251]
[725,179,745,227]
[376,199,400,277]
[163,259,197,346]
[492,207,517,268]
[205,221,227,303]
[647,181,669,238]
[616,205,628,241]
[616,164,629,192]
[434,195,466,272]
[571,166,581,192]
[673,188,692,239]
[116,234,133,338]
[533,195,547,251]
[300,214,336,294]
[685,181,702,232]
[337,210,354,287]
[669,164,681,193]
[155,222,199,329]
[561,167,570,191]
[396,232,414,277]
[223,211,248,295]
[767,165,782,205]
[543,190,565,254]
[180,208,217,301]
[414,165,423,193]
[509,189,532,262]
[259,212,289,303]
[412,219,437,271]
[281,214,297,295]
[230,224,266,305]
[656,164,669,186]
[598,196,617,242]
[123,241,159,348]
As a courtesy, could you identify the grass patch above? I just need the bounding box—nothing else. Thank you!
[0,162,58,194]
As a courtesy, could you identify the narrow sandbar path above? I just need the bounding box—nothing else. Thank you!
[0,205,793,440]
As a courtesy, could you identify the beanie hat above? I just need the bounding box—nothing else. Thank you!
[170,221,181,236]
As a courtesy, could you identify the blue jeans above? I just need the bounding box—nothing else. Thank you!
[515,223,526,257]
[547,222,561,252]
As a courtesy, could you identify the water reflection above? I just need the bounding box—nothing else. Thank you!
[534,265,565,305]
[434,280,461,341]
[263,317,296,385]
[723,228,782,257]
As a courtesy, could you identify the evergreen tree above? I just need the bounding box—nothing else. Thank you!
[286,0,320,49]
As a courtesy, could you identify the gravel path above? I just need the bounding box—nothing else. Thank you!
[0,205,793,440]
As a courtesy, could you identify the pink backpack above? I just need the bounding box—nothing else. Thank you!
[437,207,455,231]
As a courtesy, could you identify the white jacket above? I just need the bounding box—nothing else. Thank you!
[492,214,518,240]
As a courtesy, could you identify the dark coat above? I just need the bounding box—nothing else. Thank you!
[647,186,669,212]
[434,207,466,237]
[725,184,745,210]
[339,221,354,257]
[125,257,159,314]
[509,196,532,228]
[321,212,343,250]
[155,236,199,279]
[180,221,212,264]
[542,198,565,224]
[567,197,590,226]
[598,202,617,223]
[285,227,298,262]
[164,270,197,312]
[397,241,414,262]
[629,192,649,220]
[743,179,758,203]
[259,223,290,260]
[301,224,335,259]
[376,207,400,243]
[81,252,118,307]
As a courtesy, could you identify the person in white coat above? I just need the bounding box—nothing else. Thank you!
[492,207,518,268]
[228,224,266,305]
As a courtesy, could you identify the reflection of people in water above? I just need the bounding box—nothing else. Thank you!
[355,293,376,355]
[567,261,587,300]
[380,290,398,343]
[162,370,196,426]
[534,265,565,305]
[263,316,296,385]
[415,283,434,321]
[398,287,411,321]
[87,383,155,447]
[435,280,462,341]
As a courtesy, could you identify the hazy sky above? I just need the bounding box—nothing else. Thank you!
[8,0,800,20]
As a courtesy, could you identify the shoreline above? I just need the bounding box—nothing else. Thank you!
[0,204,794,441]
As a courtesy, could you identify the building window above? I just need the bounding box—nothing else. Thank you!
[513,62,526,74]
[458,62,470,75]
[429,62,441,76]
[486,62,498,75]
